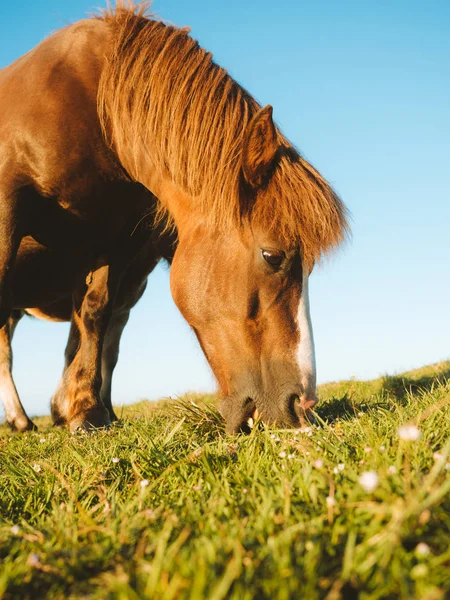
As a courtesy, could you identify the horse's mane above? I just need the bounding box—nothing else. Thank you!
[98,2,349,264]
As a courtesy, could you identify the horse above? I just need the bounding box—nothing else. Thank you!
[0,3,348,434]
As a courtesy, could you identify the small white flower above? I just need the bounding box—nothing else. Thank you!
[287,454,295,459]
[275,437,281,442]
[301,427,312,434]
[325,496,336,507]
[11,525,20,535]
[112,457,120,464]
[415,542,430,558]
[359,471,379,493]
[387,465,397,475]
[364,446,372,454]
[333,467,339,474]
[305,451,310,456]
[337,463,345,471]
[313,459,323,469]
[39,438,46,444]
[307,431,312,437]
[242,488,248,494]
[32,463,41,473]
[411,564,428,579]
[270,434,276,439]
[140,479,150,488]
[379,445,386,452]
[27,553,40,567]
[193,484,202,491]
[398,425,421,441]
[279,451,287,458]
[358,412,364,417]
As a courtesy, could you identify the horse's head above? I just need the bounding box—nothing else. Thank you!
[170,106,330,433]
[170,223,316,433]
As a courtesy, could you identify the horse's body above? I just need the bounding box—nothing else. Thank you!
[0,4,348,433]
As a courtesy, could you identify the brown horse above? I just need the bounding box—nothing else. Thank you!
[0,3,348,433]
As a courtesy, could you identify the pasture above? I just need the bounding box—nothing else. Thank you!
[1,361,449,599]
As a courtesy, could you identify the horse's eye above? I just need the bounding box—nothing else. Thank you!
[262,249,285,268]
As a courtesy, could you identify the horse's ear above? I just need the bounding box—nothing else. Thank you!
[242,105,279,188]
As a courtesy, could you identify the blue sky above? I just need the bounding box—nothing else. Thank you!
[0,0,449,418]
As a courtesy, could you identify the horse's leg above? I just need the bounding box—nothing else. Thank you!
[100,310,130,422]
[99,247,157,422]
[0,310,36,431]
[51,258,117,431]
[51,318,81,426]
[0,190,24,327]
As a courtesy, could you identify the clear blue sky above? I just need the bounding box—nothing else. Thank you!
[1,0,449,418]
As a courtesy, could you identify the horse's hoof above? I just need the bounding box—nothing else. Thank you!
[68,412,111,433]
[9,417,37,432]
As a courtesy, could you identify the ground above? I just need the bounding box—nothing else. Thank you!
[0,362,449,599]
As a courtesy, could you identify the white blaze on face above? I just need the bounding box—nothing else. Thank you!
[295,266,317,403]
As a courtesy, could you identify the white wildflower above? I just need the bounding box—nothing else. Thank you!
[337,463,345,472]
[358,471,379,493]
[415,543,430,558]
[242,488,248,494]
[11,525,20,535]
[411,564,428,579]
[387,465,397,475]
[313,459,323,469]
[39,438,46,444]
[364,446,372,454]
[193,484,202,491]
[140,479,150,488]
[398,425,421,441]
[279,451,287,458]
[287,454,295,459]
[325,496,336,507]
[112,457,120,464]
[27,553,39,567]
[32,463,41,473]
[379,445,386,452]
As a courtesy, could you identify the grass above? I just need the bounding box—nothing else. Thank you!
[0,362,449,599]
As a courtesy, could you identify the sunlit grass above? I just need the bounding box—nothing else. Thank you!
[0,362,449,599]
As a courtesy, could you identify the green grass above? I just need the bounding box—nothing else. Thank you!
[0,362,449,599]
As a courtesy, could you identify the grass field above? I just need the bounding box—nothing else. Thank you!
[1,361,449,599]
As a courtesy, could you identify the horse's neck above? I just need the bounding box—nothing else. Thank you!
[134,165,191,230]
